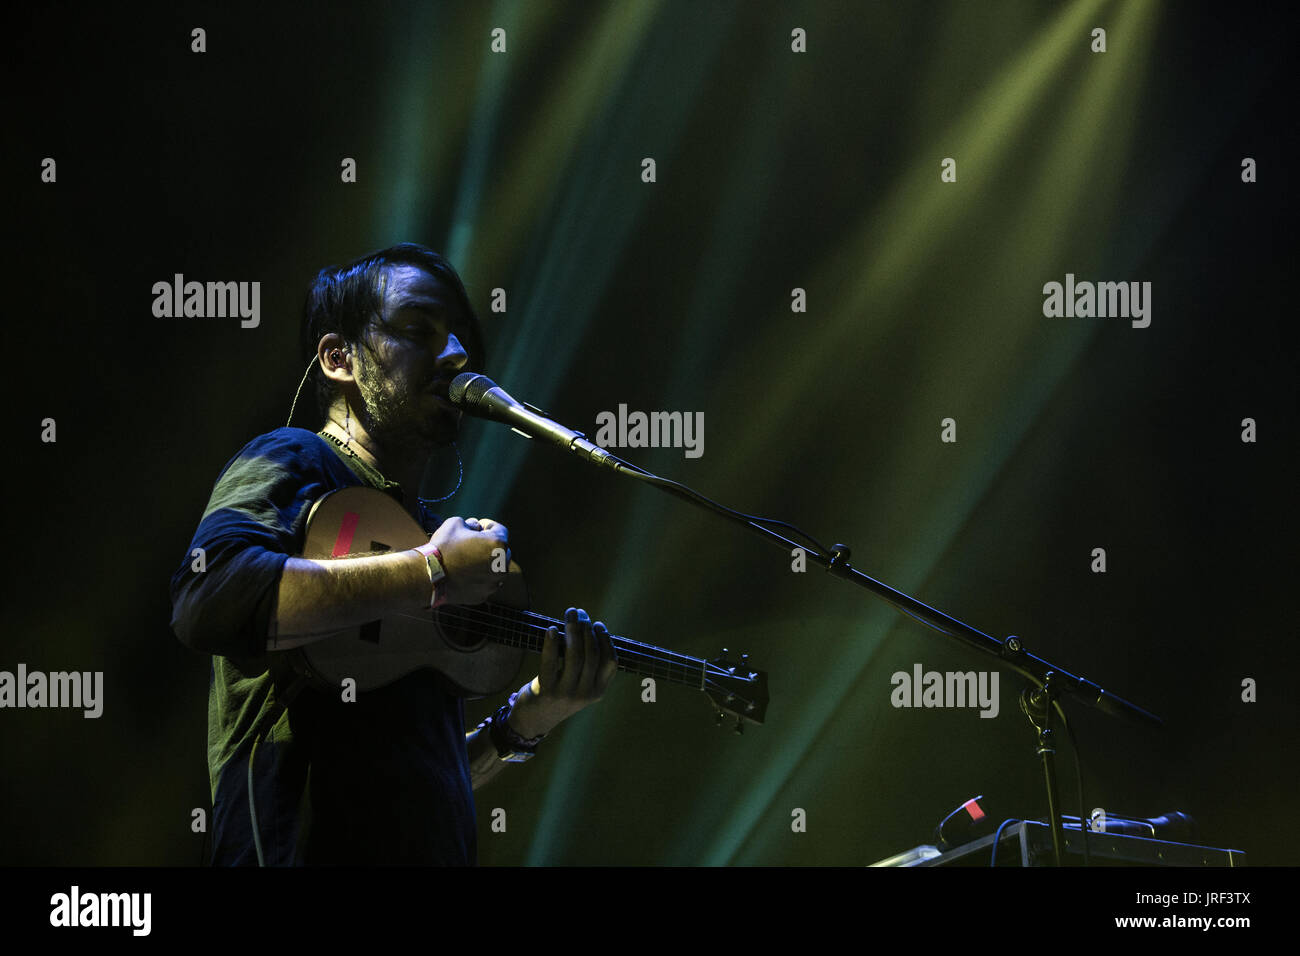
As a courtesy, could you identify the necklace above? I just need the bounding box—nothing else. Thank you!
[317,429,391,485]
[316,428,464,517]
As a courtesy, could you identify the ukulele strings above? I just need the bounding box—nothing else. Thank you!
[390,602,763,714]
[427,603,758,697]
[395,601,710,675]
[446,604,712,673]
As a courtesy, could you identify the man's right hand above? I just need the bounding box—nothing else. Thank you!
[428,516,510,606]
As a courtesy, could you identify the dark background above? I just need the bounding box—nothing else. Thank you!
[5,0,1295,867]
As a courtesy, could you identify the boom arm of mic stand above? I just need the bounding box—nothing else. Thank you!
[601,455,1162,730]
[584,447,1161,867]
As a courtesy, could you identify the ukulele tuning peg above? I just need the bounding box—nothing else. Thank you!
[734,717,744,736]
[716,712,726,726]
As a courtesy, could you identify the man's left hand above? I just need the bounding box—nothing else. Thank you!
[508,607,617,738]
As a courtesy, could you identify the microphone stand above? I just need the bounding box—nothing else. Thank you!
[579,447,1164,866]
[449,370,1165,865]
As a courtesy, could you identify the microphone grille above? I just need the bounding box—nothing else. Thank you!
[449,372,495,408]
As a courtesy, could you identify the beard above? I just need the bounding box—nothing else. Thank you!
[354,358,459,459]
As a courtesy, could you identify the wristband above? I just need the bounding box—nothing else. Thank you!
[417,546,448,609]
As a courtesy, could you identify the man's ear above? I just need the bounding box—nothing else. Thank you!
[317,333,354,386]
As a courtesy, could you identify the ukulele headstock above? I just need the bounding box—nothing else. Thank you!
[703,647,768,732]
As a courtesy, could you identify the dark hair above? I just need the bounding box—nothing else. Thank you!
[300,243,486,414]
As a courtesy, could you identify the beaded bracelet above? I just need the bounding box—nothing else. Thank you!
[483,691,547,762]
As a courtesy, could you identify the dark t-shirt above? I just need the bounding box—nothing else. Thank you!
[169,427,476,865]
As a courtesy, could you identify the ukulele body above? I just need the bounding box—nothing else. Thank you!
[276,486,528,698]
[271,488,771,726]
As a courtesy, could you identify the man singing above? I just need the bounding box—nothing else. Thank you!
[170,243,616,865]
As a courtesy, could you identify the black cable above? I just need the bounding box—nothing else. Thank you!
[1053,698,1090,867]
[248,732,267,867]
[612,460,837,557]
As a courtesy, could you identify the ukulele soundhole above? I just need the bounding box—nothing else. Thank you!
[432,606,489,653]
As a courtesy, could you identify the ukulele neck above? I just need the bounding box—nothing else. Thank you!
[439,605,712,690]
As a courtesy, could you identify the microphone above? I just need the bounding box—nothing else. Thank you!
[448,373,620,469]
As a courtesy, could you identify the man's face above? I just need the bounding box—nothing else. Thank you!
[352,263,471,453]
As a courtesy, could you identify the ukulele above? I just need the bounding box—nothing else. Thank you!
[272,486,769,727]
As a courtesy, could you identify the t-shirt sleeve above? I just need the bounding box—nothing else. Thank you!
[169,428,355,658]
